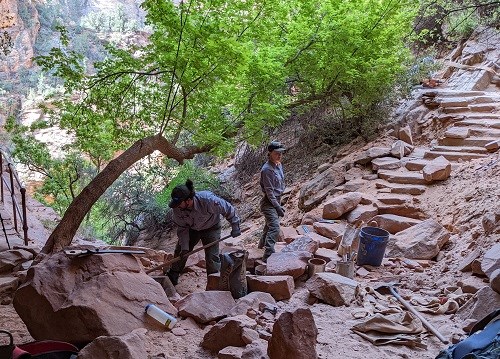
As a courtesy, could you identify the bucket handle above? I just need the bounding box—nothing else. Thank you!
[367,220,378,227]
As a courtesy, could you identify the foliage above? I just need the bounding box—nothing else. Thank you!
[0,31,13,55]
[13,0,419,243]
[80,5,140,33]
[416,0,500,43]
[88,159,219,244]
[156,160,220,208]
[6,117,92,215]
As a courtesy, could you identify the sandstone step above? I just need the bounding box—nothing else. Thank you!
[442,106,471,114]
[375,181,427,195]
[377,170,428,185]
[423,150,488,161]
[455,119,500,128]
[369,214,422,234]
[404,158,460,172]
[468,126,500,137]
[376,193,412,205]
[404,159,433,171]
[410,147,428,159]
[421,90,487,97]
[436,98,471,107]
[439,136,499,147]
[435,113,500,124]
[435,96,500,107]
[468,103,499,112]
[485,139,500,152]
[374,203,427,220]
[444,127,470,139]
[371,157,401,171]
[431,145,489,154]
[0,235,25,251]
[463,113,500,120]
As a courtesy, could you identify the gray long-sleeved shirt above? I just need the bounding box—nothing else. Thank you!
[173,191,239,251]
[260,160,285,209]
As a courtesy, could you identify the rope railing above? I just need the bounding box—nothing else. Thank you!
[0,149,28,246]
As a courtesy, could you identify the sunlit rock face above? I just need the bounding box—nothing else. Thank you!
[0,0,40,74]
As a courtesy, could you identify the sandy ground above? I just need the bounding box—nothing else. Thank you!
[2,139,499,359]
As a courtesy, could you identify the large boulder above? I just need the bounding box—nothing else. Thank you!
[370,214,421,234]
[267,308,318,359]
[0,249,33,274]
[202,315,258,352]
[456,286,500,322]
[306,273,358,306]
[422,156,451,182]
[322,192,363,220]
[481,243,500,278]
[77,329,147,359]
[385,219,450,259]
[174,291,236,324]
[298,166,345,211]
[265,252,310,279]
[13,251,176,345]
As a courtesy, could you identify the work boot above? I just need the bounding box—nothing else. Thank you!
[166,271,179,286]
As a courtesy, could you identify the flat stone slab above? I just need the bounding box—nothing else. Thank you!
[432,145,488,154]
[405,159,433,171]
[444,127,469,139]
[377,170,428,185]
[454,119,500,128]
[375,181,427,195]
[436,98,470,107]
[485,139,500,152]
[468,126,500,136]
[375,203,427,220]
[424,150,487,161]
[422,90,487,97]
[442,106,470,114]
[468,103,498,111]
[370,214,421,234]
[376,193,412,205]
[371,157,401,171]
[440,136,499,147]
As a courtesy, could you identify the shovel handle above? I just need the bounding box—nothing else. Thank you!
[389,286,449,344]
[146,233,232,274]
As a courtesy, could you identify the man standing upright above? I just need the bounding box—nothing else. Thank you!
[259,141,286,262]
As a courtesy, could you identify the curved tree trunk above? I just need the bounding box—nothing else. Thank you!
[41,134,211,254]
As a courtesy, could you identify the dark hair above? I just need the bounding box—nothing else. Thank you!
[185,179,195,198]
[168,179,196,208]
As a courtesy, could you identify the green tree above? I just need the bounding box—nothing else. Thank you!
[24,0,415,253]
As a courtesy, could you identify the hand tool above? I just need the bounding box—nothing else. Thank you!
[146,233,232,274]
[64,248,145,257]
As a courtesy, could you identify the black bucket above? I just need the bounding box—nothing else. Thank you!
[356,226,390,266]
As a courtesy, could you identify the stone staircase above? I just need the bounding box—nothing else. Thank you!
[0,207,27,251]
[363,48,500,229]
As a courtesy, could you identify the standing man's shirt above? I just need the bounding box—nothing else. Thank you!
[260,160,285,209]
[173,191,239,251]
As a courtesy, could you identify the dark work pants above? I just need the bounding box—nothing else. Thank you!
[168,222,221,283]
[259,197,280,260]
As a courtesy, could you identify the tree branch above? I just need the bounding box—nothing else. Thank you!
[40,134,212,254]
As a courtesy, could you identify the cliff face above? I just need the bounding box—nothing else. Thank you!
[0,0,40,75]
[0,0,145,127]
[0,0,145,79]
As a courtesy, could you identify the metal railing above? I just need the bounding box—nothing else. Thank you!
[0,149,28,245]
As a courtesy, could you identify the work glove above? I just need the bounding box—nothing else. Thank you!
[276,206,285,217]
[231,223,242,238]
